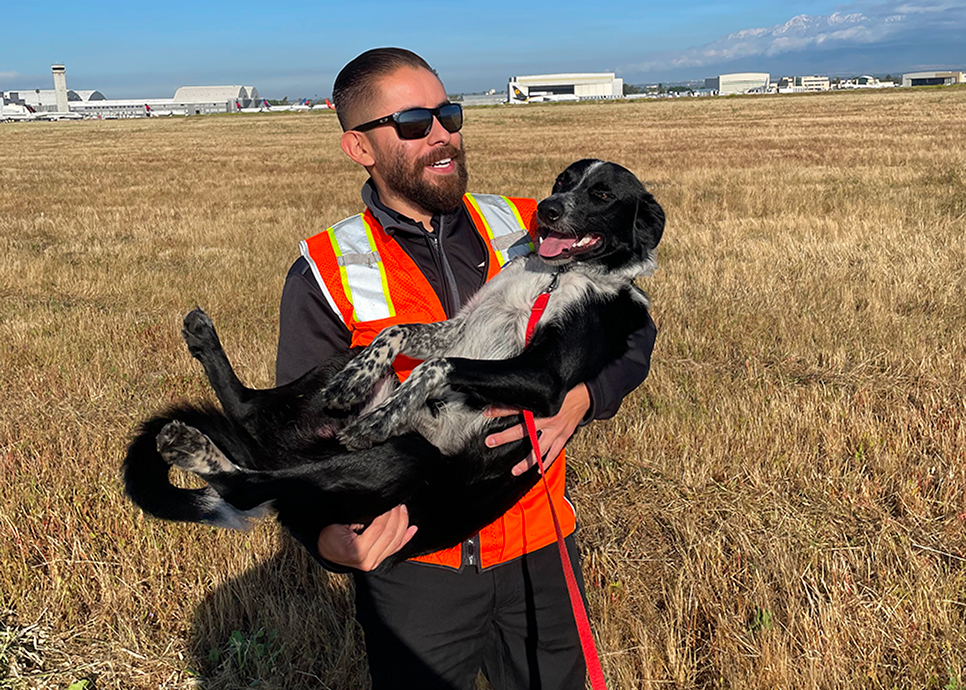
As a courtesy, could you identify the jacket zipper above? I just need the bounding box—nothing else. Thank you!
[429,215,464,317]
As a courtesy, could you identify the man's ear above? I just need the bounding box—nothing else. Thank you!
[341,130,376,167]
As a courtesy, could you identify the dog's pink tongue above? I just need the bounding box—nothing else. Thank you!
[538,232,577,258]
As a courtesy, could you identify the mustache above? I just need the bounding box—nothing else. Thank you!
[418,144,465,168]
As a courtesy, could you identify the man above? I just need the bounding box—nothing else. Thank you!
[276,48,656,689]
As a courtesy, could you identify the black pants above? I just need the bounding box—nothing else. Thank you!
[353,536,588,690]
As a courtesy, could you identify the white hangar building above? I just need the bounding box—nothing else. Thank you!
[704,73,771,95]
[2,88,107,113]
[507,73,623,102]
[902,71,964,87]
[70,85,262,118]
[4,66,262,119]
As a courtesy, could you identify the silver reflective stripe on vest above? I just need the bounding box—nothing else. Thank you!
[299,238,340,316]
[303,196,533,329]
[338,251,382,268]
[465,194,534,266]
[302,214,394,323]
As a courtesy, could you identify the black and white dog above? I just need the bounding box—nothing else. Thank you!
[123,159,665,565]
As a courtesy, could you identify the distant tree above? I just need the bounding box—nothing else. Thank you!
[884,74,896,84]
[623,84,646,95]
[667,86,689,93]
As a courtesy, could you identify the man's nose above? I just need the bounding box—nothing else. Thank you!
[426,113,453,146]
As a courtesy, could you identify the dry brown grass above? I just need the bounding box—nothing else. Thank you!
[1,87,965,689]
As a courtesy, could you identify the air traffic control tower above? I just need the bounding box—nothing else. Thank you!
[51,64,69,113]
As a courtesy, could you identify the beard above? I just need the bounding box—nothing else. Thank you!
[380,141,469,215]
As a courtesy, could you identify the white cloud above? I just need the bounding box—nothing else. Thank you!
[622,0,966,76]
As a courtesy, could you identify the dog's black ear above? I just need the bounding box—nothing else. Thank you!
[634,192,665,254]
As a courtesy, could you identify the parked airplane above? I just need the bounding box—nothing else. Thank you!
[235,100,262,114]
[312,98,337,111]
[526,93,579,103]
[41,110,84,120]
[509,85,579,104]
[260,99,288,112]
[0,103,40,121]
[145,103,186,117]
[261,98,312,112]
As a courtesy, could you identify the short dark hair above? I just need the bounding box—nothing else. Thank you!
[333,47,437,131]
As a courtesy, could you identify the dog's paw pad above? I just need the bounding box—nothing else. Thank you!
[158,421,233,474]
[182,309,217,351]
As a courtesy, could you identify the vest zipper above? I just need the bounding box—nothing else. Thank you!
[464,535,478,569]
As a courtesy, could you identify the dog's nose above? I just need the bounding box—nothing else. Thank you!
[538,199,564,224]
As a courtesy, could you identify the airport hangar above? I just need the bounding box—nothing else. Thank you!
[506,73,624,102]
[70,86,262,118]
[902,71,965,87]
[704,73,771,95]
[3,66,262,119]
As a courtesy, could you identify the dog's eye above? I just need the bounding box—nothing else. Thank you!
[592,190,613,201]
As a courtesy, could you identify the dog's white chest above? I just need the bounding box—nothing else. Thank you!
[444,260,600,361]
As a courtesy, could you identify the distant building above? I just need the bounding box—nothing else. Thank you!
[507,73,623,103]
[836,75,895,89]
[3,64,261,119]
[66,86,260,118]
[902,71,965,87]
[461,90,506,106]
[776,75,830,93]
[800,75,830,91]
[704,73,770,96]
[3,88,107,112]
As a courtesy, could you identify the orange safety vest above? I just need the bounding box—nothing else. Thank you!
[300,193,577,569]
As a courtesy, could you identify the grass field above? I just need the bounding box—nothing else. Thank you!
[2,86,965,689]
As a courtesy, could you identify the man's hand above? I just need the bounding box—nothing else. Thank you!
[317,504,417,572]
[483,383,591,476]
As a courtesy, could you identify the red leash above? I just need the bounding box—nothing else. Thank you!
[523,276,608,690]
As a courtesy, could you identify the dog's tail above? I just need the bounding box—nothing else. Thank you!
[122,403,260,530]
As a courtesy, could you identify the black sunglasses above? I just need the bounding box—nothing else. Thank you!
[351,103,463,140]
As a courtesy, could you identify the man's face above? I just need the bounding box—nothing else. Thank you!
[361,67,468,215]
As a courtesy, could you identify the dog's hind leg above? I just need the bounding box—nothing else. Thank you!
[338,358,454,450]
[320,320,464,411]
[157,420,237,476]
[181,309,258,423]
[154,421,264,529]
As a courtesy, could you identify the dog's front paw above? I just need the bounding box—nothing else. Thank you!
[339,431,376,452]
[158,421,234,475]
[182,308,220,357]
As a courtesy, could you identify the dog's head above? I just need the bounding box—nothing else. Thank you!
[535,159,664,273]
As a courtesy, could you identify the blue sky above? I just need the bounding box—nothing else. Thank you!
[1,0,963,98]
